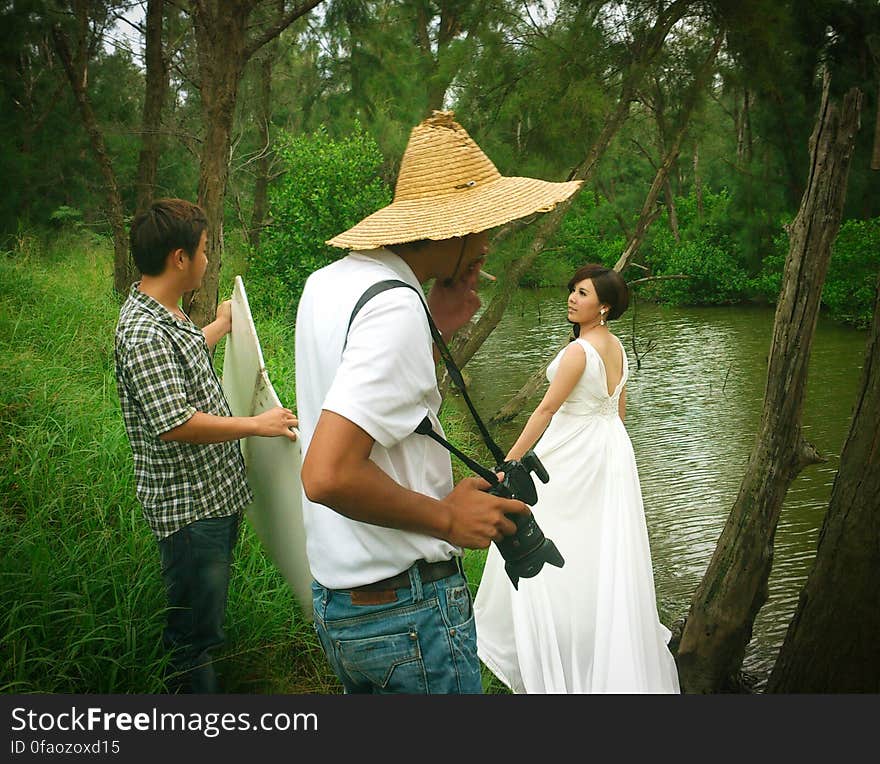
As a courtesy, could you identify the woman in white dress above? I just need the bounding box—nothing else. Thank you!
[474,264,680,694]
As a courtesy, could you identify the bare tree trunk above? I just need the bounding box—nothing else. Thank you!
[664,178,680,242]
[744,88,753,163]
[693,141,703,220]
[248,52,273,250]
[440,0,693,392]
[872,77,880,171]
[766,271,880,693]
[184,4,247,326]
[185,0,323,327]
[675,81,863,694]
[51,15,133,295]
[134,0,168,222]
[414,0,474,114]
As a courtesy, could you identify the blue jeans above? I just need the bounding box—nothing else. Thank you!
[312,561,482,694]
[157,513,239,693]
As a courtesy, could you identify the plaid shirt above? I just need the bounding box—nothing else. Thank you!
[114,283,252,539]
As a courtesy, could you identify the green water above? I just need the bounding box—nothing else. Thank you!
[462,288,869,688]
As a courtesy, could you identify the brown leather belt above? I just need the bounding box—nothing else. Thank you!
[348,558,460,593]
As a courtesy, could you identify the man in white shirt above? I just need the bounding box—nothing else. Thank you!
[296,111,581,694]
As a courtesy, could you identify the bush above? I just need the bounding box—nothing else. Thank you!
[752,217,880,328]
[554,193,623,271]
[750,224,789,303]
[643,237,750,305]
[824,218,880,328]
[247,125,391,317]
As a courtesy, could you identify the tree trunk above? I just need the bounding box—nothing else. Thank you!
[615,67,714,275]
[766,271,880,693]
[248,53,273,251]
[872,77,880,171]
[184,4,247,326]
[51,20,133,295]
[134,0,167,221]
[440,0,693,394]
[185,0,323,327]
[693,141,703,220]
[664,178,680,242]
[675,81,863,694]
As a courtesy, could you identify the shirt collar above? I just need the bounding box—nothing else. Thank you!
[350,248,423,293]
[128,282,201,334]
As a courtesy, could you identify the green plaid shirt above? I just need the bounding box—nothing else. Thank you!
[114,284,252,539]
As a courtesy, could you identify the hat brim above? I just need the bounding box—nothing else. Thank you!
[326,176,582,250]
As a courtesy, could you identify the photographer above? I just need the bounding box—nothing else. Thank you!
[295,111,580,694]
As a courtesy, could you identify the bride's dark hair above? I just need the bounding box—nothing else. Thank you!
[567,264,629,338]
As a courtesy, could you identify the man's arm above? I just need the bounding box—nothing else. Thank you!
[122,330,298,444]
[160,407,298,444]
[202,299,232,350]
[301,410,529,549]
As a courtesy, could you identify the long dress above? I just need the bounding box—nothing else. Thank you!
[474,336,680,694]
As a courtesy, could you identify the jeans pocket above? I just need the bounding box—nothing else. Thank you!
[441,582,473,629]
[188,515,238,559]
[337,629,427,693]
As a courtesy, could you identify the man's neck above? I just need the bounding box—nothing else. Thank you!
[390,241,453,284]
[138,276,186,316]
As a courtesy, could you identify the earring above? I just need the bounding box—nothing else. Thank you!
[600,309,607,326]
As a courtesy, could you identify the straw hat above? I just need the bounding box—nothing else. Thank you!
[326,111,582,250]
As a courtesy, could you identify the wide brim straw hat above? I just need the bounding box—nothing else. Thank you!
[326,111,582,250]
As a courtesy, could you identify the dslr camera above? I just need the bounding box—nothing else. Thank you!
[488,450,565,589]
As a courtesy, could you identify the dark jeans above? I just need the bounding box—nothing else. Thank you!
[157,513,240,693]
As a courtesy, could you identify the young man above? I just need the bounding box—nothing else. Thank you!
[115,198,298,693]
[295,111,581,693]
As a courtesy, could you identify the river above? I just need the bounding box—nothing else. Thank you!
[461,288,869,689]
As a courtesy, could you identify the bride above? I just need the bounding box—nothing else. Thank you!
[473,263,680,694]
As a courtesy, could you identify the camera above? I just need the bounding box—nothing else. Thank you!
[488,450,565,589]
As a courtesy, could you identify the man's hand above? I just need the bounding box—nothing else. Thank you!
[202,299,233,349]
[427,273,481,338]
[252,406,298,440]
[215,299,232,336]
[438,476,530,549]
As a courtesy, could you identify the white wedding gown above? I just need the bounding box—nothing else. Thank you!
[474,336,680,694]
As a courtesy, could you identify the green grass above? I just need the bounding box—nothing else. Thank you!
[0,228,509,694]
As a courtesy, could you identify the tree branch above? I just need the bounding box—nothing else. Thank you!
[243,0,324,61]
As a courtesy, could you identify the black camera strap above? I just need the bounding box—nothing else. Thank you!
[344,279,506,477]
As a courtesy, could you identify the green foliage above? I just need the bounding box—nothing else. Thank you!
[823,219,880,329]
[753,217,880,328]
[48,206,85,228]
[750,224,790,303]
[247,125,391,317]
[556,193,625,270]
[645,237,750,305]
[639,189,750,305]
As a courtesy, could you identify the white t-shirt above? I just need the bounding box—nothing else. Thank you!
[294,248,459,589]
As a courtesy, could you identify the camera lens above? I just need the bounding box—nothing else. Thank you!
[496,513,565,589]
